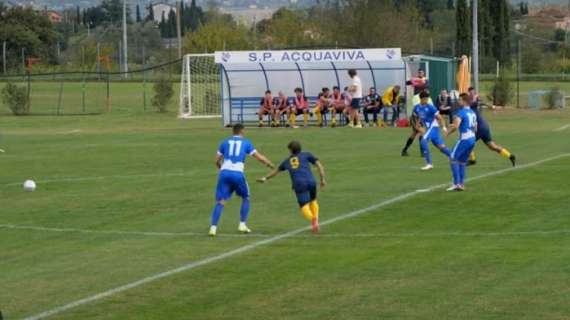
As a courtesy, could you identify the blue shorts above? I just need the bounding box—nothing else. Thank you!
[294,181,317,207]
[476,125,493,144]
[215,170,249,201]
[451,139,476,162]
[351,98,362,110]
[422,126,445,146]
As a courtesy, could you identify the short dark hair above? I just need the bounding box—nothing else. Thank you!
[348,69,357,77]
[459,93,470,104]
[233,123,244,135]
[265,90,272,95]
[419,91,430,99]
[322,87,330,92]
[333,86,340,91]
[294,87,303,93]
[288,141,302,155]
[468,87,475,92]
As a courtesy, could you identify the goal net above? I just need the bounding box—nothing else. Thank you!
[179,54,221,118]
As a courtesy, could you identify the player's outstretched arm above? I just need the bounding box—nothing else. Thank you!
[315,160,327,189]
[252,152,275,169]
[257,169,280,183]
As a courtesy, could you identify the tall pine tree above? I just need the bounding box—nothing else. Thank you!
[136,4,141,22]
[147,2,154,22]
[447,0,454,10]
[456,0,471,55]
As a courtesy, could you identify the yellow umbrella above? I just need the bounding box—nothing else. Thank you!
[456,55,471,94]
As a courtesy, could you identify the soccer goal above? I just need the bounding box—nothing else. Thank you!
[179,54,221,119]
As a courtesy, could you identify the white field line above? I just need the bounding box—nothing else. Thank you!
[21,153,570,320]
[2,224,570,239]
[554,123,570,132]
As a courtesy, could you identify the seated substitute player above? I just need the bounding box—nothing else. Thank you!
[258,90,276,127]
[363,87,382,127]
[275,91,291,127]
[209,124,275,237]
[257,141,326,233]
[382,85,401,127]
[445,93,478,191]
[289,87,310,128]
[467,87,516,167]
[329,86,347,127]
[314,87,332,127]
[413,91,452,171]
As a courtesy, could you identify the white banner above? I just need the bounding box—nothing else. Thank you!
[215,48,401,64]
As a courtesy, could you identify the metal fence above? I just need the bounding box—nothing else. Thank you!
[0,59,182,116]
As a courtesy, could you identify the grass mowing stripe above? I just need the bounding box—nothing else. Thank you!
[22,153,570,320]
[2,224,570,239]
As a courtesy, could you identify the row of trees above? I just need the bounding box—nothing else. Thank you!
[456,0,512,72]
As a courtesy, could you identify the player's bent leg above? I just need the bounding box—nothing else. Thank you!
[487,141,516,166]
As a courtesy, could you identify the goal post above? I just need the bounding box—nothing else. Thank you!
[178,53,221,119]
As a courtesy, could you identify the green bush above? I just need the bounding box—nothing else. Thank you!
[488,74,513,107]
[544,88,564,109]
[1,83,29,115]
[151,77,174,113]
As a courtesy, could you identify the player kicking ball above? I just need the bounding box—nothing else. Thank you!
[445,93,478,191]
[209,124,275,237]
[413,91,452,170]
[257,141,326,233]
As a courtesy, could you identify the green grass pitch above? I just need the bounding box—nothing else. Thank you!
[1,107,570,319]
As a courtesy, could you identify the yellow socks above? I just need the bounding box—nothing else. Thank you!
[301,204,313,221]
[315,108,322,125]
[290,114,296,126]
[500,148,512,159]
[309,200,319,220]
[303,113,309,125]
[469,151,477,162]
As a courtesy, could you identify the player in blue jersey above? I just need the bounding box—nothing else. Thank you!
[257,141,326,233]
[413,91,452,171]
[467,87,516,167]
[445,93,478,191]
[209,123,275,237]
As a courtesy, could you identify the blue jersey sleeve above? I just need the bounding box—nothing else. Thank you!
[429,104,439,115]
[244,140,256,156]
[413,105,420,116]
[307,153,318,165]
[218,141,226,156]
[278,159,288,172]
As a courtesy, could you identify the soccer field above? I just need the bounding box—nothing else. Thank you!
[1,109,570,319]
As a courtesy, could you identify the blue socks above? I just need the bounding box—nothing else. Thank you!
[451,162,460,185]
[210,203,224,226]
[459,163,466,185]
[420,139,432,165]
[240,198,250,223]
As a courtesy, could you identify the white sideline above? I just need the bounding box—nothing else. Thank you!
[554,124,570,132]
[21,153,570,320]
[2,224,570,239]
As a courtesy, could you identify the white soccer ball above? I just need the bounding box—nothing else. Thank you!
[23,180,36,192]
